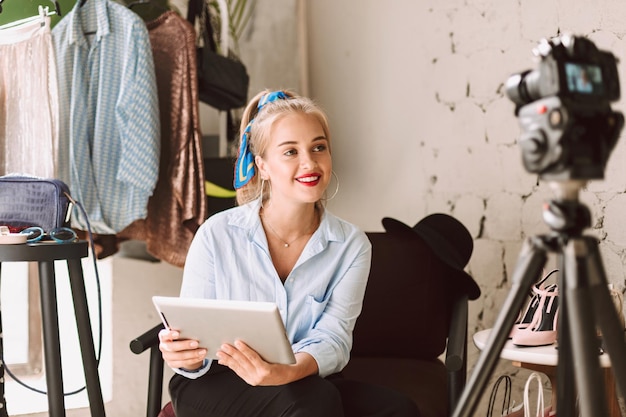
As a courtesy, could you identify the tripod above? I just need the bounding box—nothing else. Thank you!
[452,180,626,417]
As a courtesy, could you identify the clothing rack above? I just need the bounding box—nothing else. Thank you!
[0,0,62,16]
[0,4,58,30]
[215,0,230,157]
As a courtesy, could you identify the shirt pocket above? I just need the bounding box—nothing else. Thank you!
[307,294,329,327]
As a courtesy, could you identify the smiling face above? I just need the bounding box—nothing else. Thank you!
[256,112,332,207]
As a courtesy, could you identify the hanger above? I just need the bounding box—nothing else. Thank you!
[128,0,150,8]
[128,0,169,12]
[0,0,61,16]
[47,0,62,15]
[0,2,60,29]
[79,0,97,35]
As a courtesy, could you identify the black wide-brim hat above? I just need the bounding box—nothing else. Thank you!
[382,214,481,300]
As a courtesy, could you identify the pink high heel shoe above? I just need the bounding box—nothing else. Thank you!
[512,283,559,347]
[509,270,558,339]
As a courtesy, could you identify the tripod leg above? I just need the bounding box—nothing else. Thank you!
[554,257,577,417]
[579,237,626,408]
[561,238,609,417]
[452,237,548,417]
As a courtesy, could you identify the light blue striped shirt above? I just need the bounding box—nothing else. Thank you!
[52,0,160,233]
[178,200,372,379]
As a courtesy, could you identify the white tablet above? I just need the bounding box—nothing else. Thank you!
[152,296,296,365]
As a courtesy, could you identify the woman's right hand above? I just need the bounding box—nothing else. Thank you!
[158,328,207,371]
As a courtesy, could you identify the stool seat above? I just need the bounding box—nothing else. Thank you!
[0,241,106,417]
[0,240,89,262]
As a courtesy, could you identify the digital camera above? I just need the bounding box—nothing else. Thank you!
[505,34,623,181]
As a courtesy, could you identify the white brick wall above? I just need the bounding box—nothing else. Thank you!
[308,0,626,414]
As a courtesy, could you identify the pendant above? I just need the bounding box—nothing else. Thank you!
[284,243,289,248]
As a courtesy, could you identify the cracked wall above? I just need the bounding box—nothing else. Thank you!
[308,0,626,414]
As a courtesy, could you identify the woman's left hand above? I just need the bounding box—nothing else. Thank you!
[216,340,282,386]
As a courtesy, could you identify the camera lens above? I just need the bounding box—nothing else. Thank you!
[505,70,542,105]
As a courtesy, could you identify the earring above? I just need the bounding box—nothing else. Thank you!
[324,171,340,201]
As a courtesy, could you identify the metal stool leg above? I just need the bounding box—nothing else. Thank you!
[38,260,66,417]
[0,263,8,417]
[67,258,106,417]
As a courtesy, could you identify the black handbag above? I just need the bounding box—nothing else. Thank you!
[188,0,249,111]
[0,175,72,232]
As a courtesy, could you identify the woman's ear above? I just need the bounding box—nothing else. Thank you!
[255,155,268,180]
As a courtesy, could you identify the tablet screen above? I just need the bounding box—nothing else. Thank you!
[153,296,296,365]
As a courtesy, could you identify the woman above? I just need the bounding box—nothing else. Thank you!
[159,90,420,417]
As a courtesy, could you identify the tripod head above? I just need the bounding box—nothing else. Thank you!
[505,34,624,182]
[506,35,623,237]
[542,180,591,236]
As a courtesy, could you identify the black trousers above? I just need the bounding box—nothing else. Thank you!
[169,364,421,417]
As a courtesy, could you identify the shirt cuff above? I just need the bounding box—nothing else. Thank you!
[174,359,211,379]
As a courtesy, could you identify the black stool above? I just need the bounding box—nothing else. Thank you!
[0,241,105,417]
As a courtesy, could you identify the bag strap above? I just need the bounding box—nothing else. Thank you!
[186,0,202,24]
[487,375,512,417]
[523,372,545,417]
[187,0,217,53]
[201,1,217,52]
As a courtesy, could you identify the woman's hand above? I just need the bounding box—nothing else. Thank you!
[216,340,317,386]
[159,328,207,371]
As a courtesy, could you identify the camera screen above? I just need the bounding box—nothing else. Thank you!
[565,62,604,95]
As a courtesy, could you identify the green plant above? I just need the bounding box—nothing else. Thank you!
[208,0,253,54]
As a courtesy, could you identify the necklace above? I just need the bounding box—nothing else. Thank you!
[261,211,318,248]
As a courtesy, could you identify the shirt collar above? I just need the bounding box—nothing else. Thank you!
[68,0,111,45]
[230,200,346,248]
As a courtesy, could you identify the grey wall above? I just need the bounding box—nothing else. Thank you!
[306,0,626,413]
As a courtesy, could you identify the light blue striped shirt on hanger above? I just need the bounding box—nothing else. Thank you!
[52,0,160,234]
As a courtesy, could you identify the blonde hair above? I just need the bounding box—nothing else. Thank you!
[235,89,332,206]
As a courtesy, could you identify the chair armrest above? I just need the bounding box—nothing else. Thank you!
[129,323,166,417]
[445,294,468,371]
[130,323,164,354]
[445,293,469,414]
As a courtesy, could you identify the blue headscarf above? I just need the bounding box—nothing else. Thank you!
[234,91,288,189]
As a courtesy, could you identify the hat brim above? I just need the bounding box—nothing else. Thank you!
[449,269,481,300]
[382,216,481,300]
[382,217,420,239]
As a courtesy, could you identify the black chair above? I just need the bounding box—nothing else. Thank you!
[130,230,480,417]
